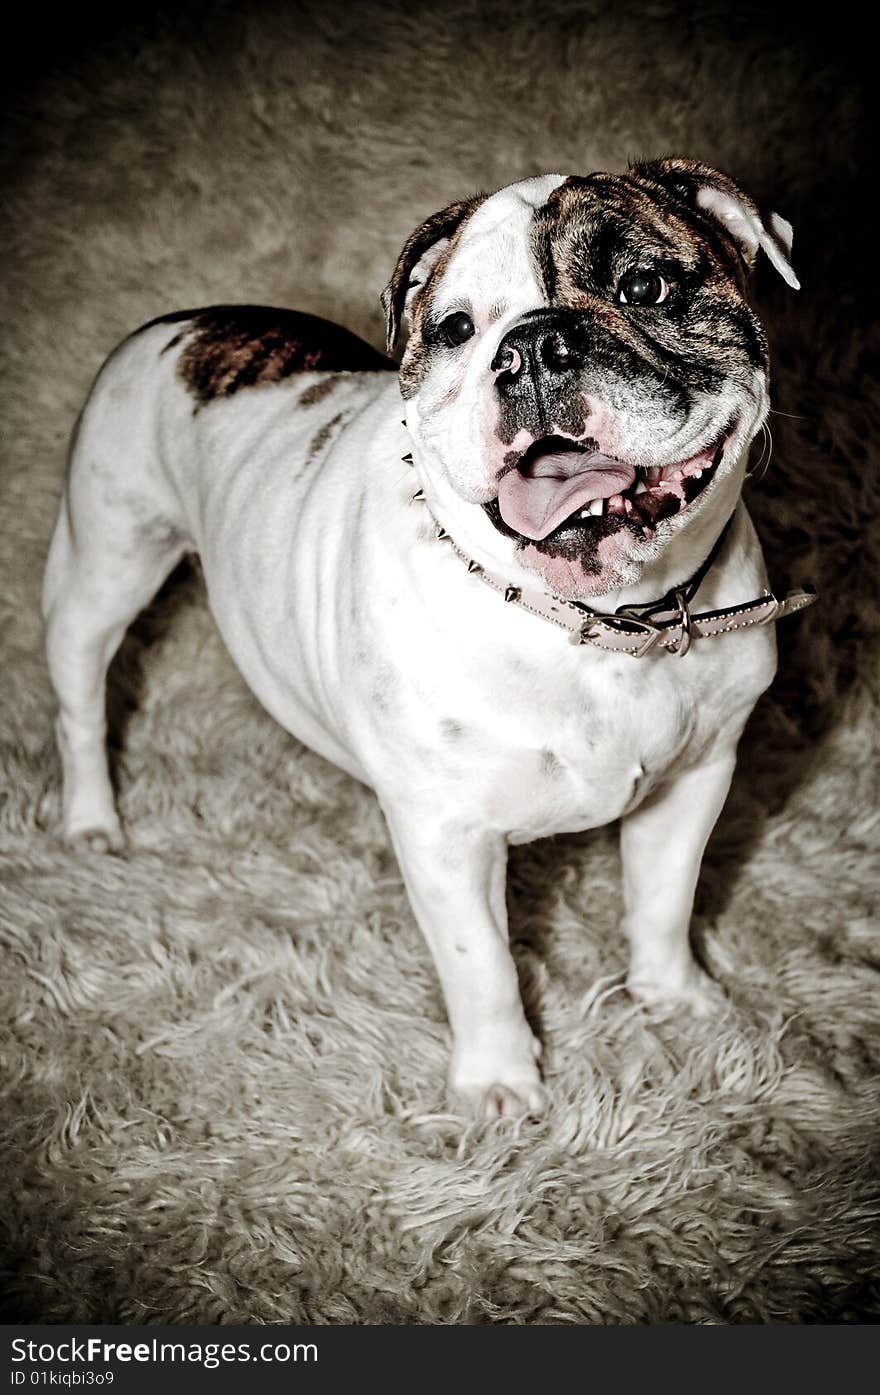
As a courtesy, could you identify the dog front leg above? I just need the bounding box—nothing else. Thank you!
[383,810,544,1118]
[620,750,738,1013]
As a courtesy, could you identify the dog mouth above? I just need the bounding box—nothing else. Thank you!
[485,431,728,546]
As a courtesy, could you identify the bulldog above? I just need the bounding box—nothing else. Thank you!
[43,158,813,1118]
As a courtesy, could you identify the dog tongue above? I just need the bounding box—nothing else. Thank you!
[497,449,637,540]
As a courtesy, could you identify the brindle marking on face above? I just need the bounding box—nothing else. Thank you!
[385,196,486,401]
[531,174,767,384]
[383,196,486,351]
[157,306,394,409]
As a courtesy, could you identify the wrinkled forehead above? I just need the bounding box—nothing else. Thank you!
[432,174,567,316]
[435,171,721,315]
[535,173,716,273]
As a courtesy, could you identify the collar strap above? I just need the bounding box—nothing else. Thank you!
[624,512,735,619]
[417,498,816,657]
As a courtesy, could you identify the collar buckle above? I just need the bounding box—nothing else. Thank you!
[664,588,693,658]
[578,612,664,657]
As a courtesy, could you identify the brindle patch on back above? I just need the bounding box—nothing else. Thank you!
[308,412,346,463]
[161,306,394,409]
[299,375,343,408]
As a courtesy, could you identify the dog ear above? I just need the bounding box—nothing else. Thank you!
[381,195,485,352]
[629,157,800,289]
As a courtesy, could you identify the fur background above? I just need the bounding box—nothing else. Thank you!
[1,0,877,1323]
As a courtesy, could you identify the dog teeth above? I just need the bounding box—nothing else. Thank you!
[577,499,605,519]
[634,480,648,495]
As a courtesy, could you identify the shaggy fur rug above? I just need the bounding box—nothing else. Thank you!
[1,0,877,1324]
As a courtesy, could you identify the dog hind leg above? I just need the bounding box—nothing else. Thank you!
[43,452,187,852]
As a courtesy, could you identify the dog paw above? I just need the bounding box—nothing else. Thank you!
[449,1034,546,1119]
[476,1079,547,1119]
[627,964,726,1019]
[65,822,126,855]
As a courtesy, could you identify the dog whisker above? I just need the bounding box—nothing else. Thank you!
[746,422,773,480]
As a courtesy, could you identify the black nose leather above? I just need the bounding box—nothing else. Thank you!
[492,318,583,400]
[540,329,579,374]
[493,314,591,443]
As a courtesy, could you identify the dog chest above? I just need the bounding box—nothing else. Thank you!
[486,654,707,839]
[360,626,763,842]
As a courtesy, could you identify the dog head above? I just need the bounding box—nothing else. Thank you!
[383,159,798,599]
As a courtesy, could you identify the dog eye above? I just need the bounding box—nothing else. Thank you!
[617,271,669,306]
[440,311,476,346]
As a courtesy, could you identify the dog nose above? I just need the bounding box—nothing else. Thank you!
[492,343,523,378]
[491,319,582,397]
[540,329,578,374]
